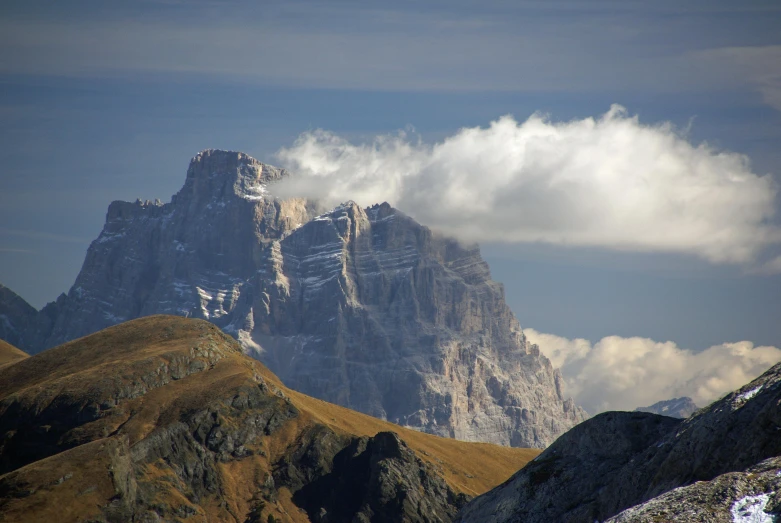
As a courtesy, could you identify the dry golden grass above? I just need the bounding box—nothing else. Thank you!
[280,384,537,496]
[245,338,539,496]
[0,315,540,522]
[0,438,126,523]
[0,339,27,369]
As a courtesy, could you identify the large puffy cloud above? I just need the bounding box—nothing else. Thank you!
[524,328,781,414]
[275,106,780,266]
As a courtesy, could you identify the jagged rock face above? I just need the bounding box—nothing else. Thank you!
[635,396,698,418]
[22,150,317,352]
[248,200,585,447]
[0,149,585,448]
[0,284,36,349]
[0,316,533,523]
[607,456,781,522]
[455,361,781,522]
[284,430,469,522]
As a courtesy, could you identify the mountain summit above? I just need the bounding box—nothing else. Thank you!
[635,397,698,418]
[0,149,585,448]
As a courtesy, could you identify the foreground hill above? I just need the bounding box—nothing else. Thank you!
[0,315,537,523]
[455,360,781,522]
[0,339,27,369]
[0,149,585,448]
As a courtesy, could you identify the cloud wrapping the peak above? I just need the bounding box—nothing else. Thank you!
[524,328,781,414]
[275,106,779,266]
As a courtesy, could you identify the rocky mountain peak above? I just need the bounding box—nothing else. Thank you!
[635,396,699,418]
[173,149,288,207]
[0,150,586,448]
[312,200,372,242]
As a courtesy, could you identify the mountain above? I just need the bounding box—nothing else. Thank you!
[0,315,538,523]
[0,149,585,448]
[0,283,37,350]
[454,361,781,522]
[634,396,698,418]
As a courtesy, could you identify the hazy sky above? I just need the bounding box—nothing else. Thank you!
[1,0,780,408]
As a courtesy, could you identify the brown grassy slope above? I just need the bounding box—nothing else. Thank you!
[0,315,539,522]
[0,339,27,369]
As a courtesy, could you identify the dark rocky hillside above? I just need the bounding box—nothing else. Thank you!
[0,315,537,523]
[455,361,781,522]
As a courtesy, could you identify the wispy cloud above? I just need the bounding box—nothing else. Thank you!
[1,2,778,98]
[754,254,781,275]
[690,45,781,112]
[275,106,780,266]
[525,328,781,413]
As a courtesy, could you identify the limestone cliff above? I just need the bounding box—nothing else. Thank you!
[0,149,585,448]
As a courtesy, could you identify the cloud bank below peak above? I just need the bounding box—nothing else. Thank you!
[524,328,781,414]
[275,106,780,268]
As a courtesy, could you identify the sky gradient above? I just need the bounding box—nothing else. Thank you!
[1,1,780,408]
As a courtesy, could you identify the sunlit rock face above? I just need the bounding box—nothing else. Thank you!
[1,149,585,448]
[245,199,586,447]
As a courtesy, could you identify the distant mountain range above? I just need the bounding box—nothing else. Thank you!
[635,396,699,418]
[0,149,585,448]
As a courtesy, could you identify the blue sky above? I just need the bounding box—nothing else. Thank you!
[1,0,780,366]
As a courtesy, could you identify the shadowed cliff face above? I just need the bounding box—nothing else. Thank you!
[0,284,36,350]
[0,316,537,523]
[0,149,585,448]
[455,361,781,523]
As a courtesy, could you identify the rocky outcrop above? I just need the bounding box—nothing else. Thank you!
[635,396,698,418]
[0,316,535,523]
[455,361,781,522]
[607,456,781,522]
[0,149,585,448]
[286,430,469,522]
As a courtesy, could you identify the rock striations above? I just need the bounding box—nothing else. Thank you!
[0,149,585,448]
[454,361,781,522]
[0,316,538,523]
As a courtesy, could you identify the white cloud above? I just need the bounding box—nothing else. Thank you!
[524,328,781,414]
[275,107,780,265]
